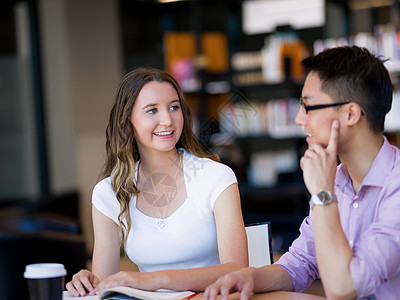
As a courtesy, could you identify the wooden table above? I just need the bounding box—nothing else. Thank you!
[191,291,325,300]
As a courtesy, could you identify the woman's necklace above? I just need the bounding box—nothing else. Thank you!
[139,150,183,231]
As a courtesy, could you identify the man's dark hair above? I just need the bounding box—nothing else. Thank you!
[301,46,393,133]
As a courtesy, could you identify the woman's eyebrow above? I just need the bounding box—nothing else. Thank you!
[141,103,157,110]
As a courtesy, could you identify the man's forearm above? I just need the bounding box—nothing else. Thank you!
[313,202,356,299]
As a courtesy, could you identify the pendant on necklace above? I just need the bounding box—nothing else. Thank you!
[158,220,168,231]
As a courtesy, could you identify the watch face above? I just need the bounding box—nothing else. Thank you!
[318,190,333,204]
[310,190,334,209]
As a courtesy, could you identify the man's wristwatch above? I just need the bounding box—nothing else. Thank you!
[309,190,335,210]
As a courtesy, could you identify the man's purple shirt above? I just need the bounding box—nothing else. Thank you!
[276,136,400,299]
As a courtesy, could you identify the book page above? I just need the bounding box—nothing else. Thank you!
[63,287,195,300]
[101,286,195,300]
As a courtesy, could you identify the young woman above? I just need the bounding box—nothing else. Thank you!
[66,67,248,297]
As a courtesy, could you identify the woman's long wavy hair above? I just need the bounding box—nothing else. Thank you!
[99,67,218,252]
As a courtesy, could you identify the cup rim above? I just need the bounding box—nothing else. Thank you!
[24,263,67,279]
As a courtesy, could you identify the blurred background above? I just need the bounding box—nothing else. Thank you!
[1,0,400,298]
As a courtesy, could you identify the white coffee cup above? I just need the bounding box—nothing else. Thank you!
[24,263,67,300]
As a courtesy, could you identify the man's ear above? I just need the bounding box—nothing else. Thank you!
[346,102,363,126]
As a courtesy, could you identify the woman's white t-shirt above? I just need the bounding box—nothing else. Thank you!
[92,150,237,272]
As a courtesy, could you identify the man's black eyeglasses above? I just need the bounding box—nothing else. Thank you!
[299,97,351,114]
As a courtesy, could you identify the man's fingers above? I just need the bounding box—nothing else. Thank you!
[327,120,340,154]
[203,284,218,300]
[220,285,231,300]
[203,274,239,300]
[240,291,251,300]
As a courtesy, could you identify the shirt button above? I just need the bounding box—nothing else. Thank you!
[353,203,359,208]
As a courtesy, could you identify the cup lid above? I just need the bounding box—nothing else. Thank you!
[24,263,67,279]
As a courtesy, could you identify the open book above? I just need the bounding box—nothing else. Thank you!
[100,287,196,300]
[62,287,197,300]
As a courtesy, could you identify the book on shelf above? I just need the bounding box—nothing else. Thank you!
[63,287,197,300]
[218,97,304,138]
[313,25,400,73]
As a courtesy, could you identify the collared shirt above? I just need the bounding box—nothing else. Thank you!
[276,136,400,299]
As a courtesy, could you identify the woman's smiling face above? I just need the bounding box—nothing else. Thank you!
[130,81,184,155]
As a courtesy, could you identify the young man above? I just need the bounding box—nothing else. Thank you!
[203,46,400,300]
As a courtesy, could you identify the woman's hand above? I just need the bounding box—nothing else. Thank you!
[66,269,100,297]
[91,271,165,295]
